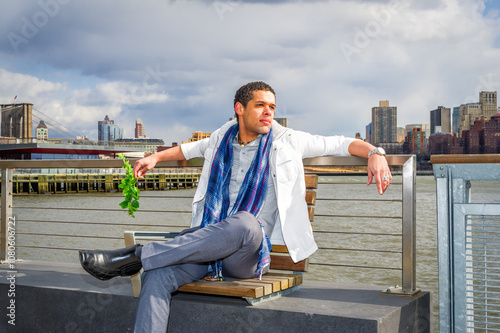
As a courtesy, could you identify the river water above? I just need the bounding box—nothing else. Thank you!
[10,175,500,330]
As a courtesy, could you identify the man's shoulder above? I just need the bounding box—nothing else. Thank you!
[216,119,237,136]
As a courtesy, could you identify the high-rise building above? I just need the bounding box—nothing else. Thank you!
[274,118,287,127]
[397,127,405,143]
[365,123,372,143]
[452,107,460,137]
[461,114,500,154]
[459,91,497,135]
[459,103,482,136]
[36,120,48,141]
[371,100,397,145]
[428,133,464,155]
[135,118,146,139]
[98,115,123,144]
[479,91,497,119]
[430,106,451,134]
[405,127,426,155]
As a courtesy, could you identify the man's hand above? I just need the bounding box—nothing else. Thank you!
[132,145,187,178]
[367,154,392,195]
[133,155,158,179]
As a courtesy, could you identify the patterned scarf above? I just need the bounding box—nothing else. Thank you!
[200,123,273,280]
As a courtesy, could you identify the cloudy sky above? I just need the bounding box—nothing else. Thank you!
[1,0,499,144]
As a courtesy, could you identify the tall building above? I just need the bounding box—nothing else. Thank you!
[405,127,426,155]
[371,100,397,145]
[274,118,287,127]
[36,120,48,141]
[135,118,146,139]
[479,91,497,119]
[98,115,123,144]
[452,107,460,137]
[0,103,33,140]
[459,103,482,136]
[397,127,405,143]
[459,91,497,135]
[365,123,372,143]
[405,124,430,147]
[430,106,451,134]
[461,114,500,154]
[428,133,463,155]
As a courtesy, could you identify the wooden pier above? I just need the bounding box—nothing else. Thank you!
[3,173,200,194]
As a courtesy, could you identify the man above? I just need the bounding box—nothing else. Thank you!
[80,81,392,332]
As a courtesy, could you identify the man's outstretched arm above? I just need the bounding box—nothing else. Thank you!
[133,145,186,179]
[347,140,392,195]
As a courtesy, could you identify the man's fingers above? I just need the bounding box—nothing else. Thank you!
[133,162,146,179]
[376,174,384,195]
[367,172,373,186]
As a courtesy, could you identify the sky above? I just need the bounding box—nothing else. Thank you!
[0,0,499,144]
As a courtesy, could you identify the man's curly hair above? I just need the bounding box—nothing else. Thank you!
[233,81,276,109]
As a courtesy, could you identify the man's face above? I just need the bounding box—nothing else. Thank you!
[236,90,276,140]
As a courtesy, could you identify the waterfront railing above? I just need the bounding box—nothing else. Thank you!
[0,155,418,295]
[432,154,500,332]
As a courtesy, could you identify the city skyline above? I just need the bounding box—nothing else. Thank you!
[1,1,500,144]
[2,88,499,145]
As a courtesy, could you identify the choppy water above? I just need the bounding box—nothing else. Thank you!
[10,175,500,331]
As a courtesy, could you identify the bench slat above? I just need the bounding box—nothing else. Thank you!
[266,272,303,286]
[305,190,316,206]
[271,244,288,253]
[177,274,302,299]
[178,280,265,298]
[305,174,318,189]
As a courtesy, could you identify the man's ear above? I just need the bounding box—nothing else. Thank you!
[234,102,244,117]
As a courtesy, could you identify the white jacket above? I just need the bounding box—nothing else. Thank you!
[181,119,357,263]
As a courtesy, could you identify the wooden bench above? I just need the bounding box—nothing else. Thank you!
[124,174,318,305]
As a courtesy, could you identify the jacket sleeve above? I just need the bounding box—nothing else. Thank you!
[180,138,210,160]
[180,124,227,160]
[291,129,360,158]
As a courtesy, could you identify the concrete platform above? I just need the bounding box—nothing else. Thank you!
[0,261,431,332]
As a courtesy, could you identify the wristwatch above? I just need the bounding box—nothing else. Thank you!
[367,147,386,158]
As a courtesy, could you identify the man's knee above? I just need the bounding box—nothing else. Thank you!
[229,211,261,239]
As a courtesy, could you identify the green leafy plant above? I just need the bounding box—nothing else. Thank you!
[118,153,140,218]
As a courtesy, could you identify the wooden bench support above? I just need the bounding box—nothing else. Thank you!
[244,284,301,305]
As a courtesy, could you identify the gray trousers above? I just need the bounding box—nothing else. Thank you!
[134,211,264,333]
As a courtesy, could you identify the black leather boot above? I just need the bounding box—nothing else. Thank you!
[79,244,142,281]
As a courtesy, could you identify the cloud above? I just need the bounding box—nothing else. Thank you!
[0,68,169,139]
[0,0,499,144]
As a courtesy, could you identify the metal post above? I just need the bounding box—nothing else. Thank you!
[381,155,419,296]
[401,155,418,294]
[435,166,453,330]
[1,168,13,262]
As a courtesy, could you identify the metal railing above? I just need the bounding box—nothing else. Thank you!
[432,154,500,332]
[0,155,418,295]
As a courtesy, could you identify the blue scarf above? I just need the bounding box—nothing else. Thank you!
[200,123,273,279]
